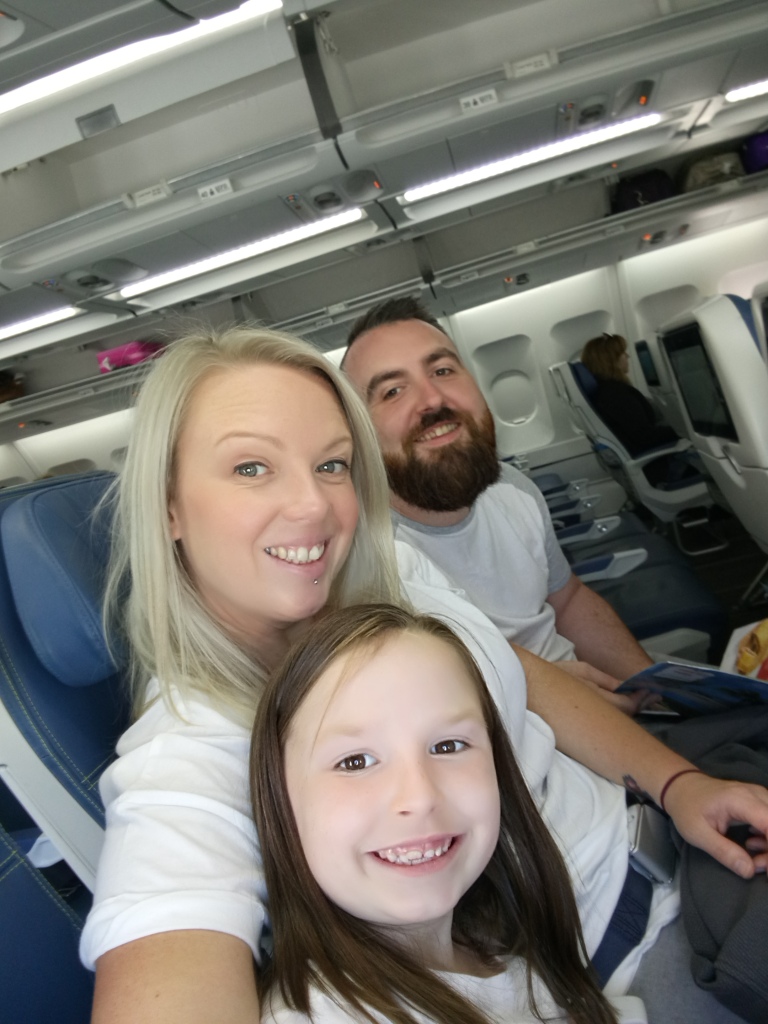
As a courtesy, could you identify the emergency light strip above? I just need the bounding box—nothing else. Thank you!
[725,78,768,104]
[401,113,664,205]
[0,307,80,343]
[118,208,364,299]
[0,1,283,118]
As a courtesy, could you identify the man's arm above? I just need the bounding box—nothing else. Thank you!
[548,572,653,680]
[515,645,768,878]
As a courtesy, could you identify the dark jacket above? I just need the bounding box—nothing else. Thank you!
[592,378,678,456]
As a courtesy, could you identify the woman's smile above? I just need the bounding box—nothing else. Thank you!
[168,363,359,649]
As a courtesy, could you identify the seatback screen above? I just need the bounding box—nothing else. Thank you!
[661,323,739,442]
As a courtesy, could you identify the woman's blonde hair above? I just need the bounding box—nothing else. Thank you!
[104,324,402,723]
[581,333,629,383]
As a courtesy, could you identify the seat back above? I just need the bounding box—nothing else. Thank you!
[659,295,768,554]
[550,360,710,522]
[0,473,130,890]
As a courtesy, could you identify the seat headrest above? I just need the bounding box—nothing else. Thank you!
[571,361,598,399]
[1,476,117,687]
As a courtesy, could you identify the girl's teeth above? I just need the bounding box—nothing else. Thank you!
[377,838,453,866]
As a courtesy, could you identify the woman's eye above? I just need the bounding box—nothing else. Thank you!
[317,458,349,475]
[430,739,467,755]
[336,752,376,772]
[235,462,267,477]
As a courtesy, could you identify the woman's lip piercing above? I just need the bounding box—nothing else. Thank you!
[313,579,318,585]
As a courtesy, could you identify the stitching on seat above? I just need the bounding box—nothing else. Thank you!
[0,648,103,815]
[0,832,83,928]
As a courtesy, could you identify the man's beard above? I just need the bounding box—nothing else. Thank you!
[383,405,500,513]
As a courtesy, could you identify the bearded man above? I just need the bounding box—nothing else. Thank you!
[342,296,654,708]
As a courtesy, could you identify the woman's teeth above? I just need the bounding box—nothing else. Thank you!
[265,543,325,564]
[375,838,453,866]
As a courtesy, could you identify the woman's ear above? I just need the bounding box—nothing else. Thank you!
[168,498,182,541]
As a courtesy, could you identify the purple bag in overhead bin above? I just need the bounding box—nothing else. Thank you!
[742,131,768,174]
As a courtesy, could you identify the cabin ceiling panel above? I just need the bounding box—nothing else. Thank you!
[0,284,76,325]
[0,9,295,172]
[64,67,316,207]
[0,1,242,91]
[329,0,666,114]
[425,182,609,273]
[253,238,423,322]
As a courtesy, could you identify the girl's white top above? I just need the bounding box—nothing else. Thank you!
[80,543,677,996]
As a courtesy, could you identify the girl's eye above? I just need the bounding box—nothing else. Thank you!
[336,752,377,772]
[317,458,350,475]
[235,462,267,477]
[430,739,467,755]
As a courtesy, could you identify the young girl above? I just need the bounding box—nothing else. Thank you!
[251,604,645,1024]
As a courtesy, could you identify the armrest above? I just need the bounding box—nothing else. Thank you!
[571,547,648,582]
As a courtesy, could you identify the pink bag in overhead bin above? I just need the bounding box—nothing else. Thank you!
[97,340,164,373]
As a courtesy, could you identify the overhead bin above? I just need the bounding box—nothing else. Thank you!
[0,1,247,93]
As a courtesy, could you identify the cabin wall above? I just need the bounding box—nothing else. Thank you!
[446,215,768,480]
[2,216,767,488]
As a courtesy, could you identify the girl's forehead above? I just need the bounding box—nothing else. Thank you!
[289,630,483,740]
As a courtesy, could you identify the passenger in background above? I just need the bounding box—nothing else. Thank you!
[342,298,654,708]
[580,333,699,487]
[253,604,625,1024]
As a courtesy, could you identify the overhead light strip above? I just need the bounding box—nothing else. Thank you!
[725,78,768,103]
[401,113,664,204]
[119,208,365,298]
[0,0,283,118]
[0,307,80,343]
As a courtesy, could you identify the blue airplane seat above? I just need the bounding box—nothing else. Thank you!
[0,472,128,1020]
[550,360,712,526]
[0,822,94,1024]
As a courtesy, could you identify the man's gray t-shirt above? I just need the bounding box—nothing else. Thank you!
[391,463,575,662]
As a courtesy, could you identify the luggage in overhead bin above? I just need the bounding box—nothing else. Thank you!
[611,169,675,212]
[682,152,744,192]
[97,340,164,373]
[742,131,768,174]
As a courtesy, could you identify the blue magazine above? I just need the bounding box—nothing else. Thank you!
[616,662,768,717]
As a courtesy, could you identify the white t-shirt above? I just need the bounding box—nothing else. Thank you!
[80,544,676,994]
[390,464,575,662]
[262,958,649,1023]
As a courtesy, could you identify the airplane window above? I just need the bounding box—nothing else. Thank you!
[635,341,661,387]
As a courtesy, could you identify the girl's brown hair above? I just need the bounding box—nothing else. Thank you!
[251,604,617,1024]
[581,332,630,383]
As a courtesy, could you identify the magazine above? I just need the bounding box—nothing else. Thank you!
[616,660,768,717]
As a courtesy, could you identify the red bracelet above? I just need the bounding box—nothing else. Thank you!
[659,768,703,813]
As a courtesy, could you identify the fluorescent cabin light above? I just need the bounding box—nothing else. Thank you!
[0,306,80,343]
[725,78,768,104]
[119,208,364,298]
[401,113,664,204]
[0,1,282,117]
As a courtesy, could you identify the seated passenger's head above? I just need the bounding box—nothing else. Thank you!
[581,332,630,383]
[343,297,499,514]
[112,325,400,719]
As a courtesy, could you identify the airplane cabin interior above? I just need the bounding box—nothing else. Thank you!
[1,2,768,1020]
